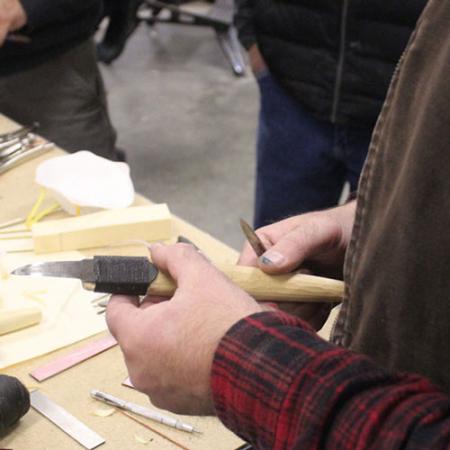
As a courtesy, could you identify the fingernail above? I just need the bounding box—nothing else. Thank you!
[259,250,285,266]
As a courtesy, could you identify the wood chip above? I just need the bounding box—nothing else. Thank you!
[134,433,153,445]
[93,407,116,417]
[22,289,48,303]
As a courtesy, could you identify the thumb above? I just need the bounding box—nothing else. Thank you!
[257,216,342,274]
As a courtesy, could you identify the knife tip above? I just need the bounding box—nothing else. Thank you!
[11,264,33,276]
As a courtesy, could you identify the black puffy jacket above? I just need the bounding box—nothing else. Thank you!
[0,0,103,76]
[235,0,427,127]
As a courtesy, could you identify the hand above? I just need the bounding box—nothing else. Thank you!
[239,202,356,328]
[0,0,27,47]
[240,202,356,278]
[248,43,267,76]
[107,244,263,415]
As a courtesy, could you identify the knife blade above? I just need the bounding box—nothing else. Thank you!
[239,218,267,257]
[12,255,345,302]
[12,256,159,296]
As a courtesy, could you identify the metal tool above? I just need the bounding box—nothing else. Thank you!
[91,390,200,433]
[0,123,37,143]
[239,219,267,257]
[30,390,105,449]
[0,141,53,175]
[176,235,199,250]
[0,124,53,175]
[11,255,345,302]
[13,256,158,296]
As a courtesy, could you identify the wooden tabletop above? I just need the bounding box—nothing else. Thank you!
[0,115,243,450]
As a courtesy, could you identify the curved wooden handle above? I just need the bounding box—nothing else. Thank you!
[148,263,344,303]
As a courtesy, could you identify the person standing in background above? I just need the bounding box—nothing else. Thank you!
[235,1,426,228]
[0,0,124,161]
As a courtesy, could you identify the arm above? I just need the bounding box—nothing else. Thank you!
[107,244,450,449]
[213,312,450,449]
[234,0,268,75]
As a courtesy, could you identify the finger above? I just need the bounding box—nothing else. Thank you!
[257,215,342,274]
[150,243,212,287]
[106,295,139,341]
[238,233,272,266]
[237,241,259,266]
[140,295,168,307]
[0,26,8,47]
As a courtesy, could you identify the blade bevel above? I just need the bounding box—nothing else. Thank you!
[11,260,96,283]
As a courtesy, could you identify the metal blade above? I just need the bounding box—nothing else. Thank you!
[12,260,96,283]
[30,390,105,449]
[239,218,267,257]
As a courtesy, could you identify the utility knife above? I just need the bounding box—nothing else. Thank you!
[12,255,344,302]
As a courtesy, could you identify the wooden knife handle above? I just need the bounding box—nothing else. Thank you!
[148,263,344,303]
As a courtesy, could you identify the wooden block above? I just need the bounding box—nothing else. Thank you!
[0,306,42,336]
[32,204,172,254]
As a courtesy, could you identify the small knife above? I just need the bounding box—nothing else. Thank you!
[239,218,267,257]
[12,255,345,302]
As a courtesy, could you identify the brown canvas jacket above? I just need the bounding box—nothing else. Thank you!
[332,0,450,391]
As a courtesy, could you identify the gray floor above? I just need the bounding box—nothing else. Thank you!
[100,21,258,251]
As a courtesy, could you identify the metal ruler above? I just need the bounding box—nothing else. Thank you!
[30,391,105,449]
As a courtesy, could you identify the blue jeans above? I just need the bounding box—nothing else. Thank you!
[254,71,373,228]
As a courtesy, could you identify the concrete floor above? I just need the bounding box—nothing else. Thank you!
[100,20,258,251]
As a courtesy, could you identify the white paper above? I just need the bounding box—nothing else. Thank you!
[0,252,108,368]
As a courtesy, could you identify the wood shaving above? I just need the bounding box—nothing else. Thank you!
[25,384,39,392]
[22,289,48,303]
[0,218,25,229]
[134,434,153,445]
[93,407,116,417]
[0,232,31,240]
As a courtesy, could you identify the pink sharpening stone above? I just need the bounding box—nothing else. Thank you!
[30,334,117,382]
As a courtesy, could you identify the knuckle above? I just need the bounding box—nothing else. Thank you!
[283,231,306,249]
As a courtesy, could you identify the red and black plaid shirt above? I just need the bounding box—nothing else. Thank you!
[212,312,450,449]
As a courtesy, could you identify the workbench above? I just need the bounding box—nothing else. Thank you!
[0,115,244,449]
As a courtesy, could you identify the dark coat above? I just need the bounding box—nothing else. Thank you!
[0,0,103,76]
[235,0,427,127]
[333,0,450,391]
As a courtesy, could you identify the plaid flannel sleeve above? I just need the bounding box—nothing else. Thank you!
[212,311,450,449]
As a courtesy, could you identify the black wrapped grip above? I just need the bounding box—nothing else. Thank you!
[93,256,159,295]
